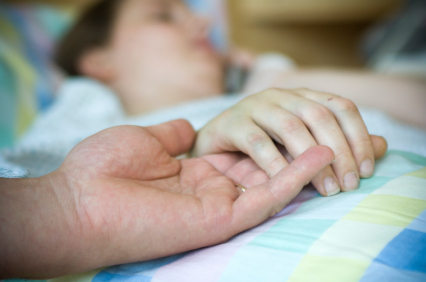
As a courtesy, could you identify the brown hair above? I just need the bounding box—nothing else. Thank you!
[54,0,122,76]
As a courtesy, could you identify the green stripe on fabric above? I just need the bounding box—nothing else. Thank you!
[248,219,336,253]
[386,150,426,166]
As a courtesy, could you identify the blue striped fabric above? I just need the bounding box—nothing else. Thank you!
[4,150,425,282]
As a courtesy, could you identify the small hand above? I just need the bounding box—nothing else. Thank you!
[193,88,388,196]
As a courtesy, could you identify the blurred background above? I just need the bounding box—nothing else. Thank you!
[227,0,426,76]
[3,0,426,73]
[1,0,425,148]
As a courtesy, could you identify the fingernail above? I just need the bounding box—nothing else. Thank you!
[324,177,340,196]
[344,172,359,191]
[360,159,373,178]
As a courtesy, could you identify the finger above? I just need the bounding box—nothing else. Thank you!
[195,112,290,178]
[226,158,269,187]
[232,145,334,232]
[371,135,388,159]
[146,119,196,157]
[252,104,341,196]
[299,99,360,191]
[296,89,376,180]
[232,122,289,178]
[205,153,270,187]
[202,152,247,174]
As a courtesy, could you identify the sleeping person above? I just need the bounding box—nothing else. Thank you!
[1,0,426,279]
[3,0,393,197]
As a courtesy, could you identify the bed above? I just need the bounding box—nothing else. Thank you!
[1,1,426,281]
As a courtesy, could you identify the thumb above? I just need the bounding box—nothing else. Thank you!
[232,145,334,233]
[145,119,196,157]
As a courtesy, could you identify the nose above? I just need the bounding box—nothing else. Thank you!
[186,13,212,39]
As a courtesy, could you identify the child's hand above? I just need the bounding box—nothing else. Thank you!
[193,88,388,197]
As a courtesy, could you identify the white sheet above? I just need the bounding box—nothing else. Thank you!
[2,77,426,177]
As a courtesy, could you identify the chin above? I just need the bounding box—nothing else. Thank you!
[197,71,224,96]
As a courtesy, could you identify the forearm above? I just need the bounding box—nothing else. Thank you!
[0,174,81,279]
[244,68,426,129]
[274,69,426,129]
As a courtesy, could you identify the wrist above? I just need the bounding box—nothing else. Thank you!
[0,173,81,279]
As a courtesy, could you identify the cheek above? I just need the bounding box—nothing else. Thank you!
[114,26,189,66]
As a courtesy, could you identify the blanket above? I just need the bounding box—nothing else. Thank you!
[3,150,426,282]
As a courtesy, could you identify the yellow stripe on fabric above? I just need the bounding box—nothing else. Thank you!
[2,50,37,126]
[0,17,23,48]
[306,220,402,261]
[372,176,426,201]
[406,167,426,179]
[343,194,426,227]
[47,269,105,282]
[16,89,37,136]
[0,33,38,136]
[288,255,369,282]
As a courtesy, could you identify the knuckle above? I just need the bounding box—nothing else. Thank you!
[259,87,289,99]
[280,116,305,134]
[333,98,359,113]
[334,147,354,160]
[305,105,334,124]
[246,132,269,147]
[351,135,373,149]
[268,156,287,172]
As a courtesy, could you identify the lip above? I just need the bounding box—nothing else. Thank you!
[194,38,215,53]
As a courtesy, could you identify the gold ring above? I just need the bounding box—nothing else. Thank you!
[236,184,247,192]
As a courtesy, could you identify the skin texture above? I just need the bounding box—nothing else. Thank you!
[0,120,334,279]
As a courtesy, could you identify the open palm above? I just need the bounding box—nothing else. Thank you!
[55,120,333,273]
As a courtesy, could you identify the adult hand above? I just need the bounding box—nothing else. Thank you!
[0,120,333,279]
[193,88,388,197]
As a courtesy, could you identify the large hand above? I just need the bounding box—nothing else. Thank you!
[193,88,388,197]
[0,120,333,279]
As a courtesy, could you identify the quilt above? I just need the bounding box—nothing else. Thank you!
[4,150,426,282]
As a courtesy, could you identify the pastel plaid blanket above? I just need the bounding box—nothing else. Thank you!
[5,150,426,282]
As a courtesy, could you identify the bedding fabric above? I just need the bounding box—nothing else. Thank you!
[0,3,71,148]
[1,78,426,281]
[2,151,426,282]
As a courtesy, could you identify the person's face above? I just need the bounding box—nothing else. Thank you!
[102,0,223,99]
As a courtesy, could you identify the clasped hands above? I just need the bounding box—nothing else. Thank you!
[0,88,387,279]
